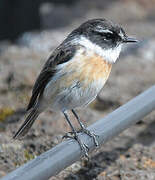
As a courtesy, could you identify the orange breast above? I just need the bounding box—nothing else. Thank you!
[60,51,112,88]
[78,53,112,83]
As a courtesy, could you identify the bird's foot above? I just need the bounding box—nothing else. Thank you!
[63,131,89,158]
[80,125,99,147]
[62,131,74,139]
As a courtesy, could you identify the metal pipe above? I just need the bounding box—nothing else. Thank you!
[2,85,155,180]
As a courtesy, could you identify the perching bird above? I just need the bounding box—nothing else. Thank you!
[13,19,137,157]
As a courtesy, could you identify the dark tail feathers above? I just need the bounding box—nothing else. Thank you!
[13,108,39,139]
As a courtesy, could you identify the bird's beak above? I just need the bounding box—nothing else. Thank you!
[123,36,138,43]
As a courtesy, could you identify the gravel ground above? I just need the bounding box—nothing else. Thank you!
[0,0,155,179]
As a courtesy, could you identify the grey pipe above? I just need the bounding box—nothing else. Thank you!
[1,85,155,180]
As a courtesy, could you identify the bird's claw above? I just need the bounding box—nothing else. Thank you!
[80,128,99,147]
[62,131,89,158]
[62,132,74,139]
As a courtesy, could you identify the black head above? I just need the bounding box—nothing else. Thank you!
[69,19,137,50]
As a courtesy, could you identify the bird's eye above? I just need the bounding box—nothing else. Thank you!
[105,32,113,39]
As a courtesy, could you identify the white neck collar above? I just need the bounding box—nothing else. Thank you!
[73,36,122,63]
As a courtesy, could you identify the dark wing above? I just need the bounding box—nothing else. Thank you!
[27,45,76,111]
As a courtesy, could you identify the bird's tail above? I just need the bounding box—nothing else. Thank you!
[13,108,40,139]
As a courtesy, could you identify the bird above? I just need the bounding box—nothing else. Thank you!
[13,18,137,157]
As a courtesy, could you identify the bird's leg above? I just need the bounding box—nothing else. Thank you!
[63,111,89,157]
[71,109,99,147]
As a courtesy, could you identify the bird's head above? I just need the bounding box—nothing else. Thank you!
[68,19,138,63]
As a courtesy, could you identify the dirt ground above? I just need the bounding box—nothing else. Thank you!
[0,0,155,179]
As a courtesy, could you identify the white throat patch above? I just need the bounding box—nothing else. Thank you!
[73,36,122,63]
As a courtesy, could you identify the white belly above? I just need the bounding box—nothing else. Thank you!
[44,78,105,111]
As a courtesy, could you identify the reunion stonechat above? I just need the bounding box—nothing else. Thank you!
[13,19,137,157]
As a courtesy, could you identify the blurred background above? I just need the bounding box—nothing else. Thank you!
[0,0,155,179]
